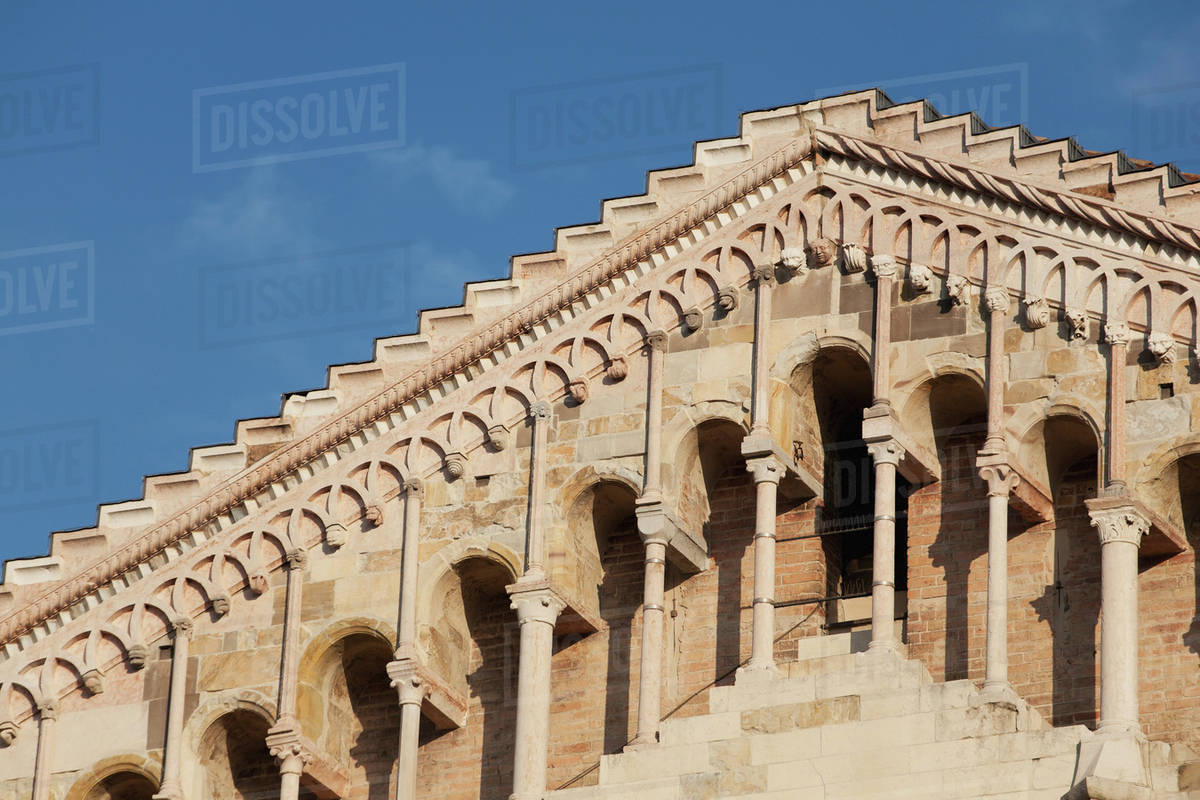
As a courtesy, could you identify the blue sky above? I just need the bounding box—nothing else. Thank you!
[0,0,1195,565]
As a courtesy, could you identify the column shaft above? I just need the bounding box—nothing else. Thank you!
[1105,328,1129,489]
[526,403,552,575]
[397,702,422,799]
[870,257,897,407]
[30,703,56,800]
[633,537,667,744]
[743,457,782,673]
[1099,531,1142,733]
[866,441,902,652]
[508,588,563,800]
[642,332,667,500]
[154,619,192,799]
[749,265,774,438]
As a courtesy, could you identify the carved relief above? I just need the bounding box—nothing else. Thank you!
[1065,307,1089,341]
[808,237,837,267]
[606,356,628,381]
[1148,332,1177,364]
[841,242,868,274]
[779,247,807,276]
[908,263,933,294]
[1024,296,1049,329]
[945,275,970,306]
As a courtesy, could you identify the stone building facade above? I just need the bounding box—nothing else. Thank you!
[4,89,1200,799]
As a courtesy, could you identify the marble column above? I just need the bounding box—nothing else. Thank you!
[749,263,775,439]
[391,477,425,798]
[153,617,193,800]
[744,456,784,672]
[525,401,553,577]
[1103,322,1131,491]
[866,439,903,652]
[977,460,1019,700]
[1089,506,1148,735]
[631,330,668,747]
[507,585,565,800]
[982,287,1010,453]
[869,255,898,408]
[267,547,309,800]
[30,699,57,800]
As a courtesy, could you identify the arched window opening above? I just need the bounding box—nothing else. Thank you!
[83,771,157,800]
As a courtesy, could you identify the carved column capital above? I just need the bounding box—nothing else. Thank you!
[1103,321,1132,347]
[977,461,1020,497]
[745,456,784,485]
[268,739,312,774]
[403,477,424,498]
[870,253,897,279]
[1089,506,1149,547]
[866,438,905,466]
[169,617,193,640]
[508,585,566,626]
[387,659,429,707]
[35,698,58,722]
[645,329,668,353]
[284,547,308,571]
[751,263,776,285]
[984,287,1011,314]
[529,401,552,422]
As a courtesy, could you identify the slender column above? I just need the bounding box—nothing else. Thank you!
[1089,507,1148,735]
[869,255,898,408]
[744,458,783,671]
[642,331,668,502]
[866,440,904,652]
[30,699,57,800]
[1103,322,1131,491]
[978,460,1019,699]
[507,586,565,800]
[388,661,428,800]
[153,617,193,800]
[749,263,775,439]
[390,477,425,798]
[525,401,553,576]
[631,330,669,747]
[267,547,309,800]
[983,287,1010,453]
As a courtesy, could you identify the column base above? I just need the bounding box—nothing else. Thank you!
[735,662,781,685]
[622,733,660,752]
[1069,732,1149,799]
[979,680,1019,706]
[865,639,898,656]
[152,785,182,800]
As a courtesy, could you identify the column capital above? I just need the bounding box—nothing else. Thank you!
[1103,320,1132,347]
[403,477,424,497]
[866,438,905,466]
[169,616,193,640]
[745,455,784,485]
[507,582,566,626]
[645,330,668,352]
[751,263,776,285]
[387,659,430,707]
[284,547,308,571]
[870,253,897,279]
[35,698,58,722]
[977,457,1020,497]
[633,498,670,548]
[984,287,1011,314]
[1089,505,1149,547]
[529,401,552,421]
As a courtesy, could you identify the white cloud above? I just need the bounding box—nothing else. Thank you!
[373,143,514,215]
[179,168,322,258]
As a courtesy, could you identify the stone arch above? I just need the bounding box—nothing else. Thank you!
[192,704,278,800]
[64,755,160,800]
[660,398,750,523]
[1015,406,1104,495]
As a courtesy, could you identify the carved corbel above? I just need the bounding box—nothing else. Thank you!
[248,573,270,596]
[1148,332,1177,364]
[606,355,628,381]
[1065,307,1089,341]
[683,306,704,331]
[81,668,104,695]
[751,263,776,285]
[127,642,149,669]
[908,263,933,294]
[487,424,511,451]
[841,242,868,274]
[780,247,807,276]
[984,287,1011,314]
[0,721,17,746]
[284,548,308,571]
[808,237,837,268]
[716,285,738,312]
[568,379,589,405]
[324,521,348,548]
[210,592,232,616]
[1024,296,1050,329]
[444,452,467,480]
[945,275,970,306]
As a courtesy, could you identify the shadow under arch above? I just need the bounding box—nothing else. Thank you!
[1020,412,1102,727]
[196,707,282,800]
[65,755,160,800]
[903,371,987,682]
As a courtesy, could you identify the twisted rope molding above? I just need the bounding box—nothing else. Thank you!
[816,129,1200,254]
[0,134,816,646]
